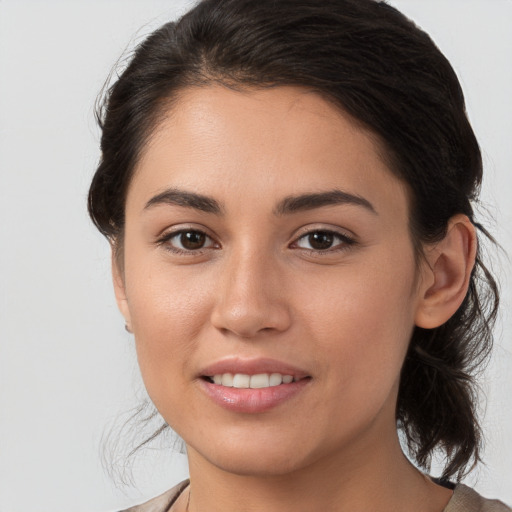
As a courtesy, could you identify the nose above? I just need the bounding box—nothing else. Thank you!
[210,247,292,339]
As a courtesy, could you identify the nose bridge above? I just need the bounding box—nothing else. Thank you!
[228,242,270,297]
[211,240,291,337]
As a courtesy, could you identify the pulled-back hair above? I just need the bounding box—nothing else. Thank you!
[88,0,499,480]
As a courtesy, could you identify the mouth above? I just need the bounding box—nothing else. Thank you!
[198,358,311,413]
[202,372,301,389]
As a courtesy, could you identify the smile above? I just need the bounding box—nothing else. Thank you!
[198,358,311,413]
[206,373,296,388]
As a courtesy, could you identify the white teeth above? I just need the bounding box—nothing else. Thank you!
[233,374,250,388]
[249,373,269,388]
[210,373,296,388]
[221,373,234,386]
[269,373,282,386]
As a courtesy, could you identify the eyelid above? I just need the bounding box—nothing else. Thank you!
[290,226,357,253]
[156,225,220,254]
[292,223,356,240]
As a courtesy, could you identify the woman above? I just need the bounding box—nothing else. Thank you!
[88,0,510,510]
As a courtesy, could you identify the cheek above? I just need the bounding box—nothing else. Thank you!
[300,249,418,402]
[124,255,215,402]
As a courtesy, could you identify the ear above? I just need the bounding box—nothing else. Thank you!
[111,246,133,332]
[415,214,477,329]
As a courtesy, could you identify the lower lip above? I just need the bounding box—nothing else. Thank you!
[199,378,311,413]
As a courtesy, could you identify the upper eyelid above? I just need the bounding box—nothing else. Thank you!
[292,225,356,241]
[157,224,215,240]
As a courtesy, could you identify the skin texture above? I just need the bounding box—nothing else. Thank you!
[113,85,476,512]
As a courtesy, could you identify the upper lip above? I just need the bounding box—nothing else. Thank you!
[199,357,310,379]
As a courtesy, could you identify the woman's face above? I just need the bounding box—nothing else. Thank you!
[116,85,428,476]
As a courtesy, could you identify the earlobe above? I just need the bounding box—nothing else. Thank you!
[111,246,133,331]
[415,215,477,329]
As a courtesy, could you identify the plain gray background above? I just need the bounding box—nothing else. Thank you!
[0,1,511,511]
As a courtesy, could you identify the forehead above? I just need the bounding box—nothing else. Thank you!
[129,85,409,220]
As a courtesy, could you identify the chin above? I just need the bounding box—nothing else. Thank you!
[206,448,310,477]
[185,425,325,477]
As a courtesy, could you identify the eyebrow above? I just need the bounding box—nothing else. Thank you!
[274,189,377,216]
[144,188,223,215]
[144,187,376,216]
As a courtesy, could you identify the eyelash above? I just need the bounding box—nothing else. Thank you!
[156,228,357,256]
[156,228,218,255]
[291,229,356,255]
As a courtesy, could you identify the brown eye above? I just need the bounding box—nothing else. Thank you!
[180,231,206,250]
[163,229,216,252]
[294,230,355,252]
[307,231,334,250]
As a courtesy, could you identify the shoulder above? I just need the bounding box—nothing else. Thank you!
[117,480,512,512]
[445,484,511,512]
[118,480,190,512]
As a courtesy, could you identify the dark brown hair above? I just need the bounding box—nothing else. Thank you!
[89,0,499,480]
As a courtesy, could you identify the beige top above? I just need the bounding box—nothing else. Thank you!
[121,480,511,512]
